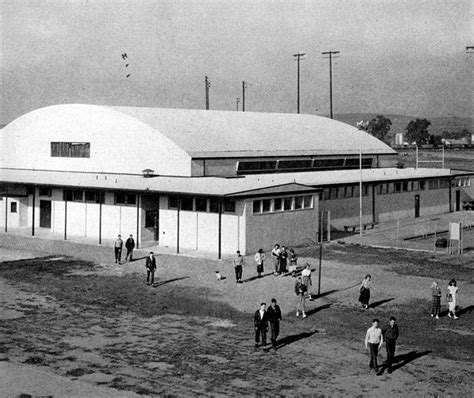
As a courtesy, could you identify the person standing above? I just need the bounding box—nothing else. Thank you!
[254,303,269,350]
[271,244,281,275]
[447,279,459,319]
[295,276,307,318]
[233,250,244,283]
[302,264,312,298]
[430,281,442,319]
[365,318,384,374]
[145,251,157,286]
[114,234,123,264]
[254,249,265,278]
[279,246,288,275]
[288,248,298,277]
[267,298,282,351]
[359,274,372,309]
[382,316,399,374]
[125,234,135,262]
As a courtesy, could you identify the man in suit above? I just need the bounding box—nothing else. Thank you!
[382,316,400,374]
[145,252,157,286]
[267,298,282,351]
[125,234,135,262]
[254,302,269,350]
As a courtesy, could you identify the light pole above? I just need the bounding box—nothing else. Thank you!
[293,53,305,113]
[357,121,369,237]
[322,51,340,119]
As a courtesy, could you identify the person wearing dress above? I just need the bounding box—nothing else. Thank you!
[359,274,372,309]
[301,264,312,298]
[430,281,442,319]
[447,279,459,319]
[254,249,265,278]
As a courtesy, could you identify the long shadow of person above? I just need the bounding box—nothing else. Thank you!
[153,276,190,287]
[457,305,474,317]
[241,271,275,283]
[369,298,395,309]
[276,330,319,350]
[306,303,331,316]
[382,350,431,373]
[308,282,361,301]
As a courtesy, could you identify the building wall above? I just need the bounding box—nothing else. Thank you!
[0,197,21,229]
[245,194,319,254]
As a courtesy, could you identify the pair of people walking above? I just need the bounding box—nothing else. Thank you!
[430,279,459,319]
[254,299,282,351]
[365,317,399,375]
[113,234,135,264]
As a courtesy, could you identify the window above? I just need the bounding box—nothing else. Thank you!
[63,189,83,202]
[223,200,236,213]
[85,191,103,203]
[39,188,51,197]
[294,196,303,209]
[237,160,277,173]
[115,193,137,205]
[303,195,313,209]
[419,180,426,190]
[363,184,370,196]
[10,202,17,213]
[274,198,283,211]
[412,181,419,191]
[344,185,353,198]
[169,196,179,209]
[394,182,401,193]
[262,199,271,213]
[209,198,219,213]
[51,142,90,158]
[322,189,330,201]
[388,183,395,194]
[313,158,345,170]
[63,190,73,201]
[330,187,340,200]
[428,180,439,190]
[145,210,158,228]
[402,181,409,192]
[195,197,208,212]
[439,179,450,189]
[278,159,312,171]
[284,197,292,211]
[181,196,193,211]
[253,200,261,214]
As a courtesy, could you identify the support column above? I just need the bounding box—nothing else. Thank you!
[218,198,222,260]
[64,196,68,240]
[176,197,181,254]
[136,194,140,249]
[99,195,103,245]
[4,186,8,233]
[31,188,35,236]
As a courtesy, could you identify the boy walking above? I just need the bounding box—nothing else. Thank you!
[254,303,269,350]
[233,250,244,283]
[365,318,384,374]
[114,235,123,264]
[125,234,135,262]
[267,298,282,351]
[145,251,157,286]
[382,316,399,374]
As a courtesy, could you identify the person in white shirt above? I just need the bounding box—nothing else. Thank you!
[254,249,265,278]
[365,318,384,374]
[447,279,459,319]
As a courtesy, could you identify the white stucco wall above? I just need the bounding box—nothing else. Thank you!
[1,104,192,176]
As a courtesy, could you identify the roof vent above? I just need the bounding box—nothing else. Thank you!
[142,169,155,178]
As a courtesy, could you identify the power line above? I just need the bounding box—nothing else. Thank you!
[293,53,305,114]
[322,50,340,119]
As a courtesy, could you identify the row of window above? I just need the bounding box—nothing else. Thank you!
[453,178,471,187]
[253,195,313,214]
[62,190,137,205]
[322,185,369,200]
[51,142,90,158]
[237,157,373,174]
[168,195,236,213]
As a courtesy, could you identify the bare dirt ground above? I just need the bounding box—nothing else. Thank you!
[0,241,473,397]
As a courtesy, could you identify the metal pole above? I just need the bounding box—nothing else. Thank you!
[205,76,210,110]
[31,188,35,236]
[293,53,305,114]
[218,198,222,259]
[99,195,102,245]
[176,197,181,254]
[415,146,419,169]
[64,196,68,241]
[327,210,331,241]
[359,131,363,236]
[242,81,246,112]
[322,51,340,119]
[318,243,322,296]
[4,186,8,233]
[136,194,140,249]
[442,145,445,169]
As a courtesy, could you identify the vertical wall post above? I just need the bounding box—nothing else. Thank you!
[31,187,35,236]
[64,195,68,240]
[218,198,222,260]
[136,194,140,249]
[4,186,8,232]
[176,197,181,254]
[99,195,102,245]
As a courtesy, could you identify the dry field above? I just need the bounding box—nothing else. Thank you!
[0,241,473,397]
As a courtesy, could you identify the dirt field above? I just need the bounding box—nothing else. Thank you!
[0,241,473,397]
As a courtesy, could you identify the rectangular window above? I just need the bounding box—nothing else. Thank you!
[412,181,419,191]
[388,183,394,194]
[223,199,236,213]
[209,198,219,213]
[115,192,126,204]
[195,197,208,212]
[439,179,450,189]
[428,180,439,190]
[127,194,136,205]
[262,199,271,213]
[313,158,345,170]
[402,181,409,192]
[115,193,137,205]
[253,200,261,214]
[10,202,17,213]
[322,189,330,200]
[419,180,426,190]
[63,189,73,201]
[284,197,292,211]
[168,195,179,209]
[51,142,90,158]
[39,188,51,197]
[394,182,402,193]
[278,159,312,171]
[344,186,353,198]
[85,191,104,204]
[73,190,83,201]
[237,160,277,173]
[181,196,193,211]
[274,198,283,212]
[294,196,303,209]
[303,195,313,209]
[363,184,370,196]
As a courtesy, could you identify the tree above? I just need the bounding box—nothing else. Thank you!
[367,115,392,142]
[405,118,431,147]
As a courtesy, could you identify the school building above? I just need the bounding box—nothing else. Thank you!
[0,104,472,257]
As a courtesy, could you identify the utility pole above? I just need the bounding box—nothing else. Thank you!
[236,97,240,111]
[293,53,305,113]
[242,81,247,112]
[322,50,340,119]
[205,76,211,110]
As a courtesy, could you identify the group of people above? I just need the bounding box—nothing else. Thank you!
[113,234,136,264]
[254,299,282,351]
[271,244,299,276]
[430,279,460,319]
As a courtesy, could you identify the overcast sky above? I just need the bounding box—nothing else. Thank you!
[1,0,472,124]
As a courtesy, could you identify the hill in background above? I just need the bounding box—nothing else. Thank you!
[334,113,473,138]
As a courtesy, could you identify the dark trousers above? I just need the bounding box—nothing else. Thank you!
[368,343,379,370]
[234,266,242,281]
[269,321,280,348]
[147,270,155,285]
[255,326,267,346]
[126,248,133,261]
[114,248,122,263]
[386,339,396,370]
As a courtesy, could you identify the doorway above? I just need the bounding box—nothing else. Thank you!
[40,200,51,228]
[414,195,420,218]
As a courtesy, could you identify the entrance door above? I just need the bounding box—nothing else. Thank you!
[414,195,420,218]
[40,200,51,228]
[455,190,461,211]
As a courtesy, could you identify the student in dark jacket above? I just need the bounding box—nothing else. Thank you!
[125,234,135,262]
[267,298,282,351]
[145,252,157,286]
[382,316,399,374]
[254,303,269,350]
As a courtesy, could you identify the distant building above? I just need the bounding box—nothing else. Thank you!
[1,104,472,257]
